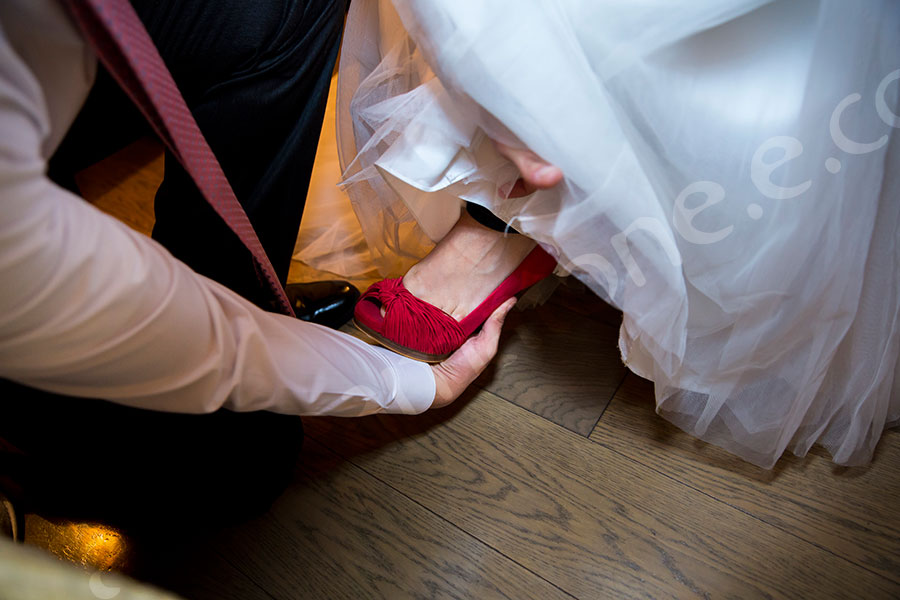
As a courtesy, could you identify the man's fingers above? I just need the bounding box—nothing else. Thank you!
[480,297,516,346]
[429,298,518,409]
[467,297,517,367]
[493,140,563,191]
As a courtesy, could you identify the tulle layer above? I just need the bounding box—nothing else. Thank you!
[328,0,900,467]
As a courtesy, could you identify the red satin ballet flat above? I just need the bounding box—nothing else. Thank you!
[353,245,557,363]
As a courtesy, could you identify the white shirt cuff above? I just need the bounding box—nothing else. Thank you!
[373,347,436,414]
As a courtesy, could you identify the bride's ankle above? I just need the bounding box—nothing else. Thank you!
[403,211,535,319]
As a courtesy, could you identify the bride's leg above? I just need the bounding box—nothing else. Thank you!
[372,139,561,324]
[401,210,538,321]
[399,141,563,321]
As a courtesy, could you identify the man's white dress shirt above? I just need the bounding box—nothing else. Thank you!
[0,0,435,416]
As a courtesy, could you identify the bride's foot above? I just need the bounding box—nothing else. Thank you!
[355,141,562,361]
[401,210,537,321]
[356,209,556,361]
[395,140,561,322]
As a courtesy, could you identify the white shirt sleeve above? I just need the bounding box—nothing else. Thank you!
[0,4,435,416]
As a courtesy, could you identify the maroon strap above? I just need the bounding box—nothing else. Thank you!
[60,0,295,317]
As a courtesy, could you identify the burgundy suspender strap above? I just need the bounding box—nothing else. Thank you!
[60,0,296,317]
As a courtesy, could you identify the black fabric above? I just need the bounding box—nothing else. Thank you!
[466,201,520,234]
[138,0,348,305]
[0,379,304,533]
[47,67,150,194]
[0,0,348,530]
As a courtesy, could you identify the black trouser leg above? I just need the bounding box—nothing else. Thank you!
[137,0,347,304]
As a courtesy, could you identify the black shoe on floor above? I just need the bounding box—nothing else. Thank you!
[285,280,360,329]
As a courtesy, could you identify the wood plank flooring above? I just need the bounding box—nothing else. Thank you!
[474,302,626,435]
[300,393,898,600]
[210,438,571,600]
[74,136,161,237]
[592,374,900,586]
[63,139,900,599]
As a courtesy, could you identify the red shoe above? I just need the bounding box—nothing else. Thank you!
[353,246,557,363]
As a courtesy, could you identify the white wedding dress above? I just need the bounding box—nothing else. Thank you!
[313,0,900,468]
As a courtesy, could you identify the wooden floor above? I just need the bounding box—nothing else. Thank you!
[68,140,900,599]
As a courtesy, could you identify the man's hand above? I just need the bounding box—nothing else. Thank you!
[431,297,517,408]
[493,140,563,197]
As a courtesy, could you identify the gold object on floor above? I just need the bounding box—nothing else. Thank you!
[24,514,135,573]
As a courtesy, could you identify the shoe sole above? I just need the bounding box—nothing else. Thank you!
[353,319,453,364]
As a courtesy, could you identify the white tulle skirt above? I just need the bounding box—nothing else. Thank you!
[324,0,900,468]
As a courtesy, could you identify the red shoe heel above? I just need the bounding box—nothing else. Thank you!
[353,245,557,363]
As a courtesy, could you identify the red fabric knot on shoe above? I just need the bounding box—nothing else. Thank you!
[363,278,467,355]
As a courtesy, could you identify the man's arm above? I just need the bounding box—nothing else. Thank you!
[0,9,437,417]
